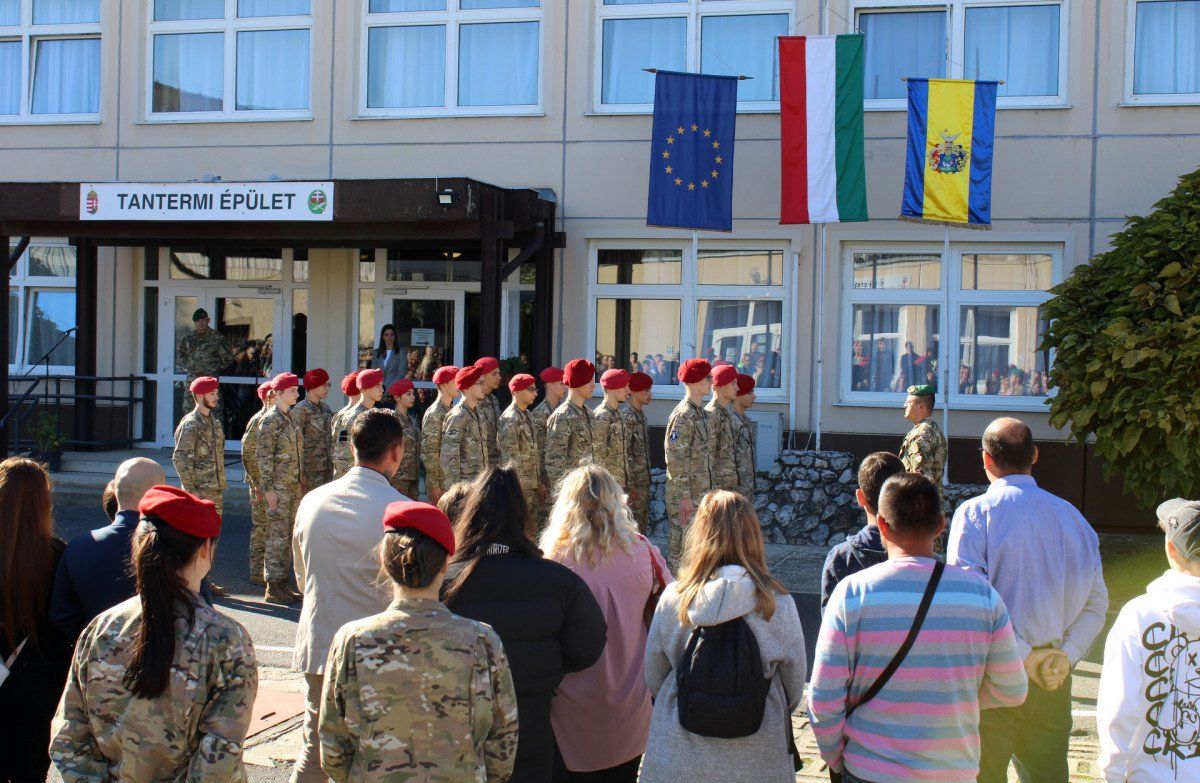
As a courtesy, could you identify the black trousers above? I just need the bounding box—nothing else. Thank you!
[552,745,641,783]
[977,675,1072,783]
[0,655,63,783]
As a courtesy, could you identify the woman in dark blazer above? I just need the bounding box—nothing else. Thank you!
[371,324,406,407]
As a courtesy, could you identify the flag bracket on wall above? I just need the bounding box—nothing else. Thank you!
[642,67,754,81]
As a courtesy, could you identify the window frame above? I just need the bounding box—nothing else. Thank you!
[357,1,544,119]
[0,1,102,124]
[851,0,1069,111]
[144,0,314,123]
[592,0,796,115]
[8,238,77,374]
[1123,0,1200,106]
[587,239,792,402]
[839,240,1062,411]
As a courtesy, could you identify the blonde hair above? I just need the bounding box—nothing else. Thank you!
[676,491,786,625]
[540,464,638,565]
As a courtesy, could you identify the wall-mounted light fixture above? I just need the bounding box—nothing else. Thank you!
[437,188,455,206]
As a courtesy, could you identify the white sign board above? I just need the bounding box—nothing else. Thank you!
[80,182,334,221]
[410,328,436,347]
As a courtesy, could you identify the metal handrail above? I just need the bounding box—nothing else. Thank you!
[4,374,149,452]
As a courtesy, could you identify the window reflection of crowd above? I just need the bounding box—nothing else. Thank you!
[958,365,1048,397]
[849,337,1047,397]
[598,346,781,388]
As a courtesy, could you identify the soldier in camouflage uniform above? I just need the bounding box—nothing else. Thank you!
[498,374,546,522]
[665,359,715,568]
[175,308,233,414]
[421,365,460,504]
[241,381,273,586]
[331,368,383,479]
[900,384,947,488]
[440,366,488,486]
[704,364,741,493]
[320,501,518,783]
[327,372,360,478]
[172,376,227,516]
[622,371,654,533]
[475,356,503,468]
[544,359,596,491]
[50,486,257,782]
[593,369,631,490]
[531,366,565,438]
[293,369,334,491]
[388,379,421,498]
[254,372,304,605]
[731,373,758,499]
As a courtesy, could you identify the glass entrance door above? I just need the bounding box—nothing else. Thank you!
[377,290,465,418]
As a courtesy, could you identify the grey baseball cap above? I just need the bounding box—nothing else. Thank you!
[1157,498,1200,560]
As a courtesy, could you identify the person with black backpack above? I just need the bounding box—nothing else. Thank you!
[640,491,806,783]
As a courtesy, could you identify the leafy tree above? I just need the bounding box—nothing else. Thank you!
[1041,169,1200,505]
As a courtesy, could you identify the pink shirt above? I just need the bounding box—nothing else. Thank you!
[549,538,672,772]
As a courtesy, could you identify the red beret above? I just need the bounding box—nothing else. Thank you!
[256,382,272,401]
[388,379,414,397]
[712,364,738,388]
[629,372,653,393]
[456,365,484,391]
[189,376,219,395]
[601,369,630,390]
[139,485,221,539]
[677,358,712,384]
[383,500,456,556]
[356,368,383,390]
[341,372,359,396]
[303,368,329,389]
[563,358,595,389]
[508,373,535,393]
[539,366,564,384]
[271,372,299,391]
[736,374,756,396]
[432,365,460,386]
[475,356,500,373]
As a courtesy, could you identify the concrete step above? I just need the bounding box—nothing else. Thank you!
[60,451,247,483]
[52,448,250,509]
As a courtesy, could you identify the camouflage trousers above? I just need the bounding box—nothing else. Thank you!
[190,486,225,518]
[390,476,419,500]
[303,464,332,492]
[330,445,353,481]
[263,486,299,583]
[667,522,685,573]
[628,481,651,535]
[248,486,266,579]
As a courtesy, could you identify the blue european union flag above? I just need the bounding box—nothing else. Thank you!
[647,71,738,232]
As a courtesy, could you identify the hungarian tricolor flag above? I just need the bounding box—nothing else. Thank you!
[780,34,868,224]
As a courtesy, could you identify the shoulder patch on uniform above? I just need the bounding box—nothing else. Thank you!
[669,428,679,441]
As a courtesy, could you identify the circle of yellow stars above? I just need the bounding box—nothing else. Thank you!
[661,122,723,192]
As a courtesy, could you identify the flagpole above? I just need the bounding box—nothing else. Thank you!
[814,223,826,451]
[942,225,951,486]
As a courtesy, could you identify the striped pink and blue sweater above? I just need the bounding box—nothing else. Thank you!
[809,557,1028,783]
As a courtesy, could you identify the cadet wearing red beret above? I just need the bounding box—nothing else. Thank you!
[455,365,484,391]
[294,368,335,490]
[545,359,597,488]
[539,366,564,384]
[432,365,460,386]
[388,379,414,398]
[676,358,712,385]
[508,373,536,393]
[303,368,329,389]
[664,358,716,567]
[622,371,654,533]
[440,365,489,486]
[173,372,227,561]
[628,372,653,393]
[705,363,741,494]
[595,370,632,488]
[422,366,463,504]
[388,379,421,499]
[189,376,219,395]
[473,358,503,468]
[563,358,596,389]
[731,374,758,497]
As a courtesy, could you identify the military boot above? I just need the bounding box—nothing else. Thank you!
[250,572,266,587]
[264,581,298,605]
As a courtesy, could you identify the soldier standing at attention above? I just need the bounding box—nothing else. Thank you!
[175,308,233,414]
[731,374,758,499]
[293,369,334,490]
[498,373,546,522]
[388,379,421,499]
[440,365,488,487]
[622,371,653,534]
[899,384,947,488]
[255,372,304,605]
[592,369,631,491]
[664,358,714,569]
[241,381,273,586]
[421,365,460,504]
[475,356,503,468]
[705,363,741,493]
[532,366,565,438]
[332,369,383,479]
[328,372,360,476]
[320,501,518,783]
[171,375,228,598]
[50,486,257,781]
[544,359,596,491]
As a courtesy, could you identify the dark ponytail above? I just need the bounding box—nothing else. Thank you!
[123,517,208,699]
[381,528,448,590]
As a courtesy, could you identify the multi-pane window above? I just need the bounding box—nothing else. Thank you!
[843,244,1057,407]
[591,244,789,394]
[1129,0,1200,102]
[362,0,542,116]
[596,0,792,112]
[0,0,101,119]
[148,0,311,118]
[853,1,1065,107]
[8,240,77,371]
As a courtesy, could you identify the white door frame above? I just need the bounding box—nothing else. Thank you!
[376,288,467,390]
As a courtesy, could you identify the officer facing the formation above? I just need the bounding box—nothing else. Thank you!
[592,369,630,491]
[388,379,421,499]
[175,308,233,413]
[705,363,741,493]
[331,369,383,479]
[320,501,519,782]
[622,371,653,533]
[544,359,596,490]
[732,373,758,499]
[475,356,503,467]
[50,486,257,781]
[421,365,460,504]
[292,369,334,490]
[241,380,273,586]
[531,366,565,437]
[900,384,947,487]
[664,359,714,568]
[255,372,305,605]
[498,373,546,522]
[440,365,488,486]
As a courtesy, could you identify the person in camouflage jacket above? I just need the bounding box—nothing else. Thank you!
[421,365,460,504]
[664,359,715,568]
[175,308,233,414]
[704,364,741,493]
[498,374,546,522]
[254,373,304,604]
[388,379,421,499]
[292,369,334,491]
[592,369,631,491]
[622,372,654,533]
[240,381,273,586]
[544,359,596,491]
[439,366,489,487]
[172,376,226,516]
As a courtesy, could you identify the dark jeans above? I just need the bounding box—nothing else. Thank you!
[977,674,1072,783]
[552,746,640,783]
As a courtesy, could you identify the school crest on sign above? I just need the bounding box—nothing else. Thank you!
[307,188,328,215]
[928,130,968,175]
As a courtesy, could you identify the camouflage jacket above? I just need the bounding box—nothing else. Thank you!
[320,598,518,783]
[621,405,651,489]
[292,398,333,483]
[592,402,629,488]
[392,408,421,486]
[544,400,594,489]
[498,403,544,496]
[480,395,502,467]
[254,407,303,490]
[531,399,553,448]
[331,403,369,479]
[172,408,226,493]
[440,402,487,486]
[50,595,257,783]
[665,399,714,506]
[704,400,740,493]
[175,328,232,379]
[732,408,758,497]
[421,399,453,493]
[240,408,268,487]
[901,415,947,487]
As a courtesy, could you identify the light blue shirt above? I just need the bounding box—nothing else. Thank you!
[947,474,1108,663]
